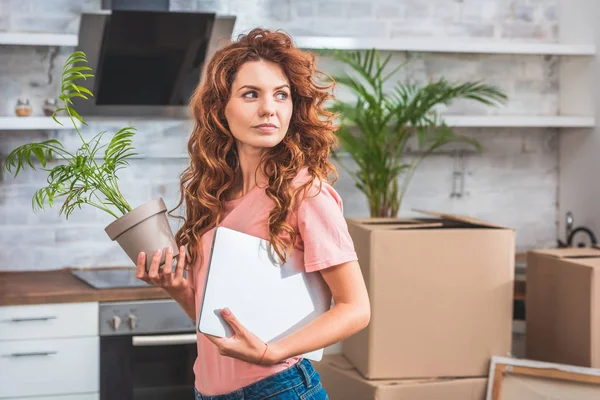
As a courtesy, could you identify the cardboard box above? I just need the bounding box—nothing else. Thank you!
[526,247,600,368]
[342,211,514,379]
[313,355,488,400]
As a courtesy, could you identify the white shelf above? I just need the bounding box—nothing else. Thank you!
[0,32,78,47]
[343,115,595,129]
[2,116,588,131]
[443,115,595,128]
[0,117,82,130]
[1,32,593,56]
[295,36,596,56]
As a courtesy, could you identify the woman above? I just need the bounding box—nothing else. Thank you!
[136,28,371,400]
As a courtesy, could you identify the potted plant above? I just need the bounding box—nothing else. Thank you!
[3,51,178,271]
[322,49,508,217]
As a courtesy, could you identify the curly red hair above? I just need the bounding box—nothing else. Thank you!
[169,28,339,269]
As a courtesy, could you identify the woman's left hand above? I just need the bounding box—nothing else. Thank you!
[204,308,281,365]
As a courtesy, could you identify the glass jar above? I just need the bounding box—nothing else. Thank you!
[15,98,32,117]
[43,98,58,116]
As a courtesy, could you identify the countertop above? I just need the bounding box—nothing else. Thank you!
[0,268,170,306]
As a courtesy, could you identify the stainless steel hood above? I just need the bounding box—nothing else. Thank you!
[74,9,235,118]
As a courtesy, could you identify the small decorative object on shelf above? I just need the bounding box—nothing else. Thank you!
[15,98,32,117]
[43,98,58,116]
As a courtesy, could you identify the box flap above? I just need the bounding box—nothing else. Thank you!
[531,247,600,259]
[347,218,443,230]
[413,209,508,229]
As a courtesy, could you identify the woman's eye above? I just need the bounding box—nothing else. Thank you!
[242,91,289,100]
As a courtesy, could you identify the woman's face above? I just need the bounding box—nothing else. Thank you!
[224,60,293,153]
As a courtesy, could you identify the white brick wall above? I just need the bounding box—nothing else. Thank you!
[0,0,559,270]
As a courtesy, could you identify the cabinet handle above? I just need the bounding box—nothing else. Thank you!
[132,333,197,347]
[2,351,57,358]
[4,316,57,323]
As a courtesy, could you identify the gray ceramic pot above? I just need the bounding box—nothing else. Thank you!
[104,198,179,272]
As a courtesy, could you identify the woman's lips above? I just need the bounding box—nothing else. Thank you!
[253,125,278,133]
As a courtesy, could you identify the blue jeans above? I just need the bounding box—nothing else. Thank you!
[194,359,328,400]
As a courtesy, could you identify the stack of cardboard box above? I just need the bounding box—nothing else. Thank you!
[526,247,600,369]
[314,211,516,400]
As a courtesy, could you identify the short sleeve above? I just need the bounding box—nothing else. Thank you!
[297,182,358,272]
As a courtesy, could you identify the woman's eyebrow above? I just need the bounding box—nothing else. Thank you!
[237,84,291,92]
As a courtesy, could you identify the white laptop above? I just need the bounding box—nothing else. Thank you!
[197,226,332,361]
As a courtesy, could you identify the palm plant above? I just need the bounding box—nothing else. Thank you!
[323,49,508,217]
[3,51,137,219]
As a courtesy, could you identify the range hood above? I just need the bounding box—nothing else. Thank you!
[74,9,235,118]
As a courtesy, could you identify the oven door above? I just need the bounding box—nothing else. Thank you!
[100,332,197,400]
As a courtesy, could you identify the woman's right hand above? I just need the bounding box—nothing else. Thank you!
[136,245,189,293]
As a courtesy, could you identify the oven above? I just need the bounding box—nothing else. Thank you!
[99,299,197,400]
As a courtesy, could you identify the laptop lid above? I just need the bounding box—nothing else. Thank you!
[197,226,332,361]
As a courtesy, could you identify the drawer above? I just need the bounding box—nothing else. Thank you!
[0,337,99,398]
[2,394,98,400]
[0,302,98,340]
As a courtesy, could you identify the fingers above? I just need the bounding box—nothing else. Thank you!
[221,308,243,335]
[147,249,162,282]
[175,245,186,279]
[136,246,186,288]
[163,247,174,275]
[135,252,148,281]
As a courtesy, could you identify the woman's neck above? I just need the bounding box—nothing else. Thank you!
[229,146,267,200]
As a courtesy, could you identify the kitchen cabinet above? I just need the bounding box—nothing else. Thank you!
[0,302,99,399]
[0,302,98,340]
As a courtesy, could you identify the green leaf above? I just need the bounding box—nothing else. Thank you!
[65,66,93,73]
[62,73,94,85]
[66,106,87,126]
[52,111,64,126]
[67,92,89,100]
[32,147,47,167]
[76,85,93,97]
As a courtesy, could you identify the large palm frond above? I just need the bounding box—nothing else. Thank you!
[322,48,508,217]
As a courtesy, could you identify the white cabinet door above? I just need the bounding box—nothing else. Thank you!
[0,302,98,340]
[0,337,99,398]
[2,394,98,400]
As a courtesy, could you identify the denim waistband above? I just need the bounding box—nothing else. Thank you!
[195,358,316,400]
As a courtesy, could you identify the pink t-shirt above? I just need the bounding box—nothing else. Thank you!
[189,168,358,396]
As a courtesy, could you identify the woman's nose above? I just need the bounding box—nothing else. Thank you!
[258,98,276,117]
